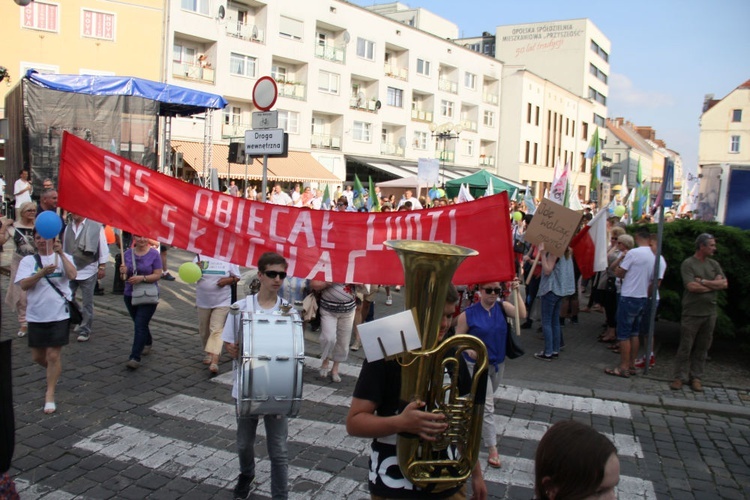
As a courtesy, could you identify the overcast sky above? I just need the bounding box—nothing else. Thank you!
[353,0,750,176]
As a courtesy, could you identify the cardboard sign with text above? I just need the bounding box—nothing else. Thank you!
[524,198,583,257]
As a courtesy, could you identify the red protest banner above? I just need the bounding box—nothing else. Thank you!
[58,132,514,284]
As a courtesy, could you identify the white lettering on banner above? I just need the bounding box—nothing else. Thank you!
[233,198,246,233]
[320,212,335,249]
[243,237,265,268]
[404,213,422,240]
[276,244,297,276]
[307,251,333,281]
[159,205,177,245]
[287,211,316,247]
[449,209,457,244]
[366,215,382,251]
[246,203,265,238]
[346,250,367,283]
[187,217,208,254]
[269,208,289,243]
[193,191,213,221]
[103,155,150,202]
[215,197,233,228]
[213,232,236,261]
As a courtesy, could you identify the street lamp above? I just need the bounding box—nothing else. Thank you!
[430,121,462,187]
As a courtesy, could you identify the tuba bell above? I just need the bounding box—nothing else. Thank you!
[385,240,489,493]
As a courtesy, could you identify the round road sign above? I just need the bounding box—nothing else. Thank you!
[252,76,278,111]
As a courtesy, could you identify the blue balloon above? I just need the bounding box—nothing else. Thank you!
[36,211,62,239]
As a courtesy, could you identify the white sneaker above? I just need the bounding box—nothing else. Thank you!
[385,296,393,306]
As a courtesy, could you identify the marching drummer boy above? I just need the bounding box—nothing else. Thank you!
[222,251,291,500]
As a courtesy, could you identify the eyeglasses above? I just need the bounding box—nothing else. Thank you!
[483,287,503,295]
[337,203,346,207]
[263,270,287,280]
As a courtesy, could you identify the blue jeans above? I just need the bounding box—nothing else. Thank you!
[237,415,289,499]
[541,292,563,356]
[617,296,648,340]
[124,296,156,361]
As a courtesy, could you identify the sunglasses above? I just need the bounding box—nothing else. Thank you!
[483,287,503,295]
[337,203,346,207]
[263,270,287,280]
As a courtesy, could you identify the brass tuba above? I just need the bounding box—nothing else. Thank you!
[385,240,489,492]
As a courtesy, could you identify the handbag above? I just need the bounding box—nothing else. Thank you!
[33,254,83,324]
[129,251,160,306]
[302,292,318,322]
[505,319,525,359]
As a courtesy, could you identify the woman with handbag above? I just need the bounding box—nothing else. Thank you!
[15,228,77,414]
[0,201,37,337]
[118,235,162,370]
[455,279,526,469]
[310,281,356,383]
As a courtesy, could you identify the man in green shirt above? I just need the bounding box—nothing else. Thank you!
[670,234,728,392]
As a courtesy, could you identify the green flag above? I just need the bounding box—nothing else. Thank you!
[368,176,380,212]
[322,184,331,210]
[352,174,367,209]
[588,127,601,191]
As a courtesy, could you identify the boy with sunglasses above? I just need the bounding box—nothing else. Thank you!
[222,252,291,499]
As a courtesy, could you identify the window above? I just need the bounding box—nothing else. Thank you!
[223,106,242,125]
[730,135,740,153]
[353,121,371,142]
[316,32,327,46]
[173,44,196,64]
[525,141,530,163]
[278,110,300,134]
[356,37,375,60]
[527,103,532,124]
[732,109,742,122]
[582,122,589,140]
[535,106,540,126]
[416,58,430,76]
[533,143,538,165]
[462,139,474,156]
[279,16,303,40]
[318,70,340,94]
[271,65,287,83]
[82,10,115,40]
[588,87,607,105]
[386,87,403,107]
[614,153,621,163]
[464,72,476,90]
[230,53,256,78]
[589,63,608,84]
[590,39,609,62]
[181,0,209,16]
[483,110,495,127]
[593,114,606,127]
[413,131,427,150]
[22,1,59,32]
[441,100,454,118]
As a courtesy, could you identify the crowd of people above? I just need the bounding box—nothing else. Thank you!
[1,171,729,500]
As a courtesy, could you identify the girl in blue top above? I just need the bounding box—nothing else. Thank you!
[455,279,526,469]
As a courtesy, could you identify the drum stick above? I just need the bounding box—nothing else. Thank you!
[525,252,540,285]
[118,229,126,281]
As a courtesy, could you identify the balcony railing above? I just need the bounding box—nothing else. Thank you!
[410,109,433,122]
[278,82,306,100]
[438,78,458,94]
[479,156,495,167]
[483,91,498,105]
[172,62,215,84]
[311,134,341,150]
[225,22,265,43]
[384,64,408,80]
[381,143,405,157]
[461,120,478,132]
[222,122,252,139]
[350,97,379,112]
[315,44,346,63]
[435,150,455,162]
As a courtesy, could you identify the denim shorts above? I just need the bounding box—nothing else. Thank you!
[617,296,648,340]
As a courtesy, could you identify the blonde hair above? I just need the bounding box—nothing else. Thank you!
[18,201,37,216]
[610,226,626,239]
[617,234,634,250]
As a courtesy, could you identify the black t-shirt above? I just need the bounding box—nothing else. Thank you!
[352,347,487,498]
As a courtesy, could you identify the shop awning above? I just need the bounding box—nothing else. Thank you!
[349,156,478,182]
[172,140,341,183]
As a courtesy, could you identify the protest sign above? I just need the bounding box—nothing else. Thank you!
[524,198,582,257]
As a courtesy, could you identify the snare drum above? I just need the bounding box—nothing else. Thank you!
[236,311,305,417]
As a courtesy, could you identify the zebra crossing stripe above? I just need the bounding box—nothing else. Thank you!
[72,423,345,498]
[151,393,652,496]
[12,478,80,499]
[498,385,633,419]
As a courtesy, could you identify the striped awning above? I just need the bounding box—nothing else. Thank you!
[172,140,341,183]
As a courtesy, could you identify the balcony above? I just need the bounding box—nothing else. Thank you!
[479,155,495,167]
[226,23,264,43]
[435,150,455,163]
[222,122,251,139]
[350,97,379,113]
[438,78,458,94]
[410,109,433,123]
[172,62,215,84]
[278,82,306,100]
[311,134,341,150]
[315,44,346,63]
[384,64,408,81]
[381,143,405,157]
[462,120,478,132]
[483,91,498,105]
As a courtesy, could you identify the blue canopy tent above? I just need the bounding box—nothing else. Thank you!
[5,70,227,191]
[445,170,525,199]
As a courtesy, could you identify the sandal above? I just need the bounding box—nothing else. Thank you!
[628,367,637,376]
[209,363,219,374]
[604,367,630,378]
[43,402,57,414]
[488,452,501,468]
[202,354,212,365]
